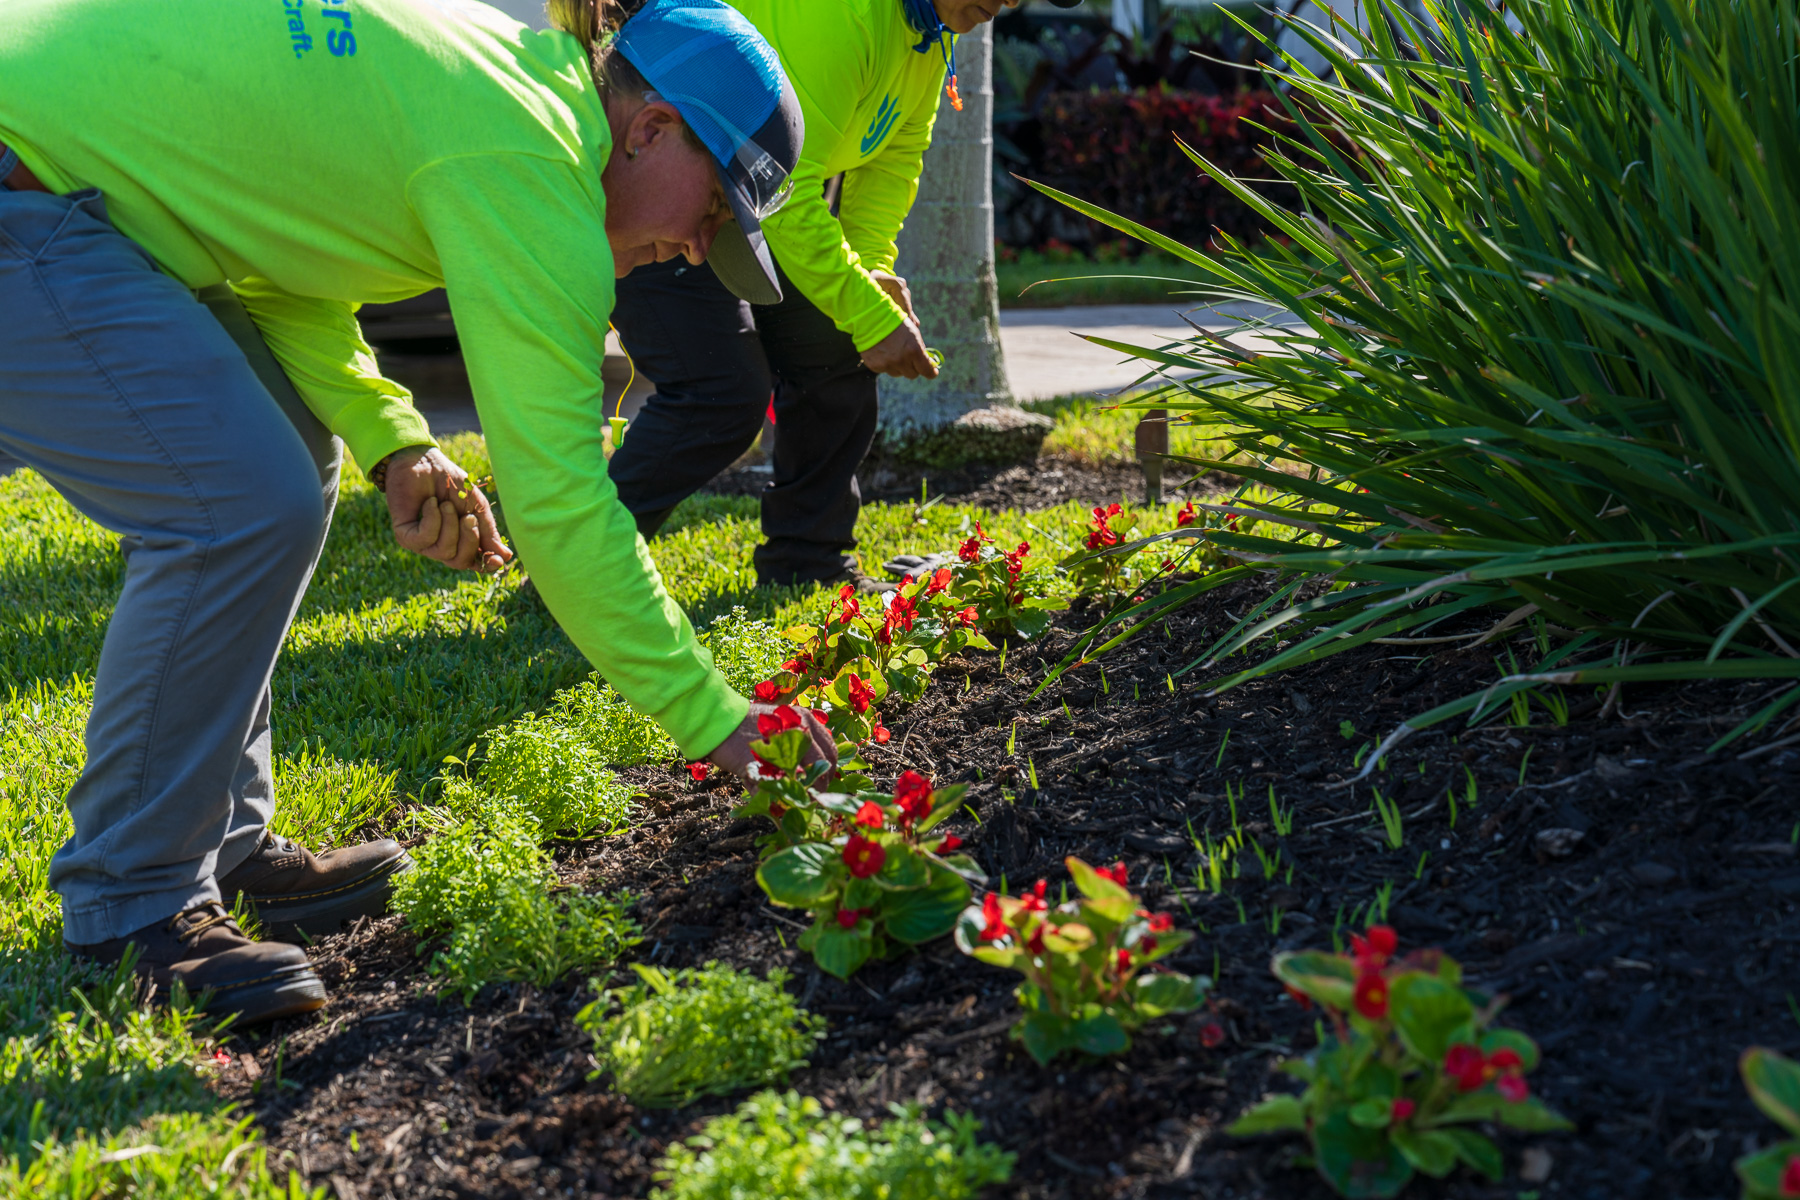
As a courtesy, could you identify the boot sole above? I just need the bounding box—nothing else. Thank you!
[199,962,328,1027]
[244,850,414,943]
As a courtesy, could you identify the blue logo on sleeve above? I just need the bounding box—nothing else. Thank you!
[860,94,900,156]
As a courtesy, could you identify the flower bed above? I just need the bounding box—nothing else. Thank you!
[239,559,1800,1198]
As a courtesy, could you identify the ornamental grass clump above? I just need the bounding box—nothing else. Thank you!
[390,817,639,1000]
[735,712,982,978]
[576,963,823,1108]
[1734,1047,1800,1198]
[652,1090,1014,1200]
[1230,925,1570,1198]
[954,856,1209,1065]
[1032,0,1800,748]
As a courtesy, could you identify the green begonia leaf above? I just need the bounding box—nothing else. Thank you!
[1227,1095,1307,1136]
[1390,1127,1459,1178]
[810,922,871,979]
[1744,1048,1800,1139]
[758,843,839,908]
[882,867,969,944]
[1439,1127,1503,1181]
[1387,972,1475,1063]
[1311,1109,1413,1199]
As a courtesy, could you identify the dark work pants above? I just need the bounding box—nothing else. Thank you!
[607,256,878,587]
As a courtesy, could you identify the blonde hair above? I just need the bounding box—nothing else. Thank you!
[548,0,711,155]
[546,0,651,106]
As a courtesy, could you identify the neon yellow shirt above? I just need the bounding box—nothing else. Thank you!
[0,0,747,756]
[730,0,948,351]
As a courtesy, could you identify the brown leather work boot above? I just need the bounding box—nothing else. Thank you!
[66,901,326,1026]
[218,830,412,943]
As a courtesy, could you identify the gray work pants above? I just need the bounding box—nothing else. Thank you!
[0,181,340,945]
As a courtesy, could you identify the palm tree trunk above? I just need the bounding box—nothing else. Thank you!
[880,23,1042,465]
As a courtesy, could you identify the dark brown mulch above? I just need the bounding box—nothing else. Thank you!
[704,451,1238,514]
[230,524,1800,1200]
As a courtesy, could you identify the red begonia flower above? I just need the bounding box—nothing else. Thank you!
[1095,861,1130,887]
[835,908,865,929]
[753,679,779,702]
[755,706,803,740]
[842,835,886,879]
[1175,500,1198,528]
[1444,1044,1485,1091]
[1105,502,1122,517]
[872,720,891,744]
[959,606,979,626]
[1161,558,1175,571]
[893,770,934,822]
[1353,969,1389,1020]
[978,892,1008,941]
[838,596,861,624]
[211,1049,231,1066]
[939,834,963,851]
[853,800,884,829]
[1147,912,1174,933]
[1021,879,1048,912]
[925,567,953,596]
[1028,924,1048,955]
[1486,1047,1523,1071]
[957,523,989,562]
[781,657,807,674]
[1495,1073,1529,1103]
[768,800,788,819]
[1115,948,1132,975]
[810,707,831,727]
[1199,1021,1226,1049]
[1781,1155,1800,1197]
[1391,1097,1416,1122]
[846,672,875,714]
[1363,924,1397,958]
[686,762,709,781]
[838,583,855,601]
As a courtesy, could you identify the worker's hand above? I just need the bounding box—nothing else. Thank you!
[706,703,839,781]
[383,446,513,573]
[869,271,917,322]
[860,316,939,380]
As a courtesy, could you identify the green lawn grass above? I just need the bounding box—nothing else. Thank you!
[0,425,1209,1194]
[996,248,1217,310]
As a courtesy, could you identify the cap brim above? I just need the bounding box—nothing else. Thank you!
[708,177,782,306]
[1043,0,1083,8]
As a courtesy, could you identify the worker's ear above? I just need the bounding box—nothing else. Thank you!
[624,99,686,159]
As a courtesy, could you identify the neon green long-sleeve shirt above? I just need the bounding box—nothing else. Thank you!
[0,0,748,757]
[730,0,949,351]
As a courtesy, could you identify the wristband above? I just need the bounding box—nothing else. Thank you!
[368,453,395,493]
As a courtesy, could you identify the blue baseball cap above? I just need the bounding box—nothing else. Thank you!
[613,0,804,306]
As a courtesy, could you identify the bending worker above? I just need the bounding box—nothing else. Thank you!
[0,0,830,1026]
[607,0,1072,587]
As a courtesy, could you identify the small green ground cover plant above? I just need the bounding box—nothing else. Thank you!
[737,722,980,978]
[1230,925,1569,1197]
[1735,1047,1800,1198]
[390,816,638,1000]
[955,856,1209,1064]
[577,963,823,1108]
[652,1089,1013,1200]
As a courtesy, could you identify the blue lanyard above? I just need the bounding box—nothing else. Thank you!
[900,0,962,110]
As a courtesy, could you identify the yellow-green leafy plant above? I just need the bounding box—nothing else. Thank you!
[577,963,824,1108]
[652,1090,1014,1200]
[391,817,638,999]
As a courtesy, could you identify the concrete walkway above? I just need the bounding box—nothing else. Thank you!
[998,301,1301,401]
